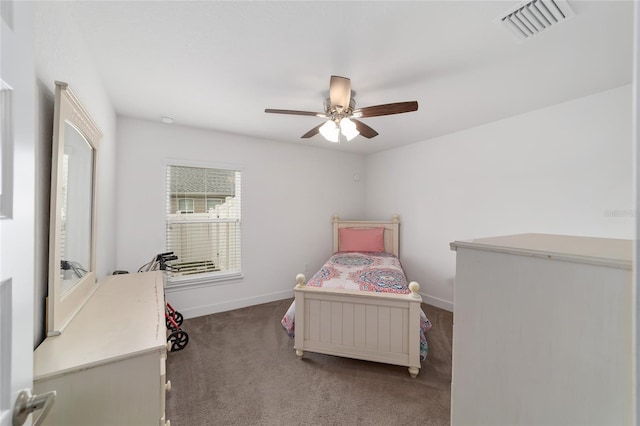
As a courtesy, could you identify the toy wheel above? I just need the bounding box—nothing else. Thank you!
[173,311,184,326]
[165,312,183,329]
[165,316,180,330]
[167,330,189,352]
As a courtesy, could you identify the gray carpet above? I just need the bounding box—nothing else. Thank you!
[166,298,453,425]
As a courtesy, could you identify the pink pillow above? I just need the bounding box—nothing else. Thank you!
[339,227,385,252]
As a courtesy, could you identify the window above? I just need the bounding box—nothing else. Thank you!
[165,163,241,284]
[177,198,194,214]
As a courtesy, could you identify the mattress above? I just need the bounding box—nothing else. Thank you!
[281,251,432,360]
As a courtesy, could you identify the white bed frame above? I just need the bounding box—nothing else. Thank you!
[293,215,423,378]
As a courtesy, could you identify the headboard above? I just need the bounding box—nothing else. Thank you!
[332,215,400,257]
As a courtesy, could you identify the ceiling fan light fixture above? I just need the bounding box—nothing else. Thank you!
[265,75,418,141]
[319,120,340,143]
[340,117,359,141]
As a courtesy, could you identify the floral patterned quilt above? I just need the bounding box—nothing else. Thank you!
[281,252,432,361]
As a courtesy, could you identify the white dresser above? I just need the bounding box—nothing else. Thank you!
[450,233,634,426]
[34,271,170,426]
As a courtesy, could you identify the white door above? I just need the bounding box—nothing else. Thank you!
[0,2,52,426]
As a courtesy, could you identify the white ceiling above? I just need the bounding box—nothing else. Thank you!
[68,1,634,155]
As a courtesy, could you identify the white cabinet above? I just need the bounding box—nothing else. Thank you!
[34,271,169,426]
[450,234,633,426]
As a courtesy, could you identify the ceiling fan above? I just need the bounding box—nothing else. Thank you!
[265,76,418,143]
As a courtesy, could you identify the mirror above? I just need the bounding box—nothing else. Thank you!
[59,122,93,294]
[48,81,101,336]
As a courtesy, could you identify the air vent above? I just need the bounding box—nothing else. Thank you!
[498,0,575,41]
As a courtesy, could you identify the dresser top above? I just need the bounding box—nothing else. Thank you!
[450,233,633,269]
[34,271,167,381]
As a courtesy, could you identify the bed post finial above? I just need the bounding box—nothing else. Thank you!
[296,274,306,288]
[409,281,420,299]
[392,214,399,223]
[333,214,340,223]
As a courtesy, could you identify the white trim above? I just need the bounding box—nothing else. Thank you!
[420,292,453,312]
[166,289,293,319]
[167,217,240,225]
[163,157,243,172]
[165,272,243,291]
[0,80,13,219]
[0,279,11,419]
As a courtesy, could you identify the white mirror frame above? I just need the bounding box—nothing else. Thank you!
[48,81,101,336]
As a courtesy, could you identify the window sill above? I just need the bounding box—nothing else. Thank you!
[165,272,243,292]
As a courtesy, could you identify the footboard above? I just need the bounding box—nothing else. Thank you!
[293,274,423,378]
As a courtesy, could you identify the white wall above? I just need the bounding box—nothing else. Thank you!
[33,2,117,345]
[116,117,365,317]
[365,85,634,311]
[2,0,37,393]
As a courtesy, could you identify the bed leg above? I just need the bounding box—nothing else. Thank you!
[408,367,419,378]
[296,349,304,358]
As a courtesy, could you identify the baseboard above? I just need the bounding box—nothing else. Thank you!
[420,292,453,312]
[169,288,294,319]
[167,287,452,318]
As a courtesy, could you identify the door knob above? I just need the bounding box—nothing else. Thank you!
[12,389,56,426]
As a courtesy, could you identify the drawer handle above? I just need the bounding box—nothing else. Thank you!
[165,380,172,392]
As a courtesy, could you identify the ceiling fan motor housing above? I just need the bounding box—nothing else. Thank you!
[324,97,357,121]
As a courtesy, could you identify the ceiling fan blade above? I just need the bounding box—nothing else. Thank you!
[301,122,324,139]
[329,76,351,112]
[265,109,327,118]
[354,101,418,118]
[351,119,378,139]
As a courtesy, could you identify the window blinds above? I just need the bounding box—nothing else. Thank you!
[165,165,241,280]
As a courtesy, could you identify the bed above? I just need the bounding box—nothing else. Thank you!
[281,215,431,378]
